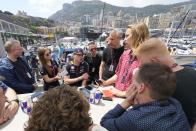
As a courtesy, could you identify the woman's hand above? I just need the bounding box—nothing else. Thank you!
[54,75,61,80]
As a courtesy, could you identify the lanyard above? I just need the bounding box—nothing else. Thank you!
[110,48,114,65]
[121,52,136,83]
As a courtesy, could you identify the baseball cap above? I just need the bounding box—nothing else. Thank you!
[73,48,84,54]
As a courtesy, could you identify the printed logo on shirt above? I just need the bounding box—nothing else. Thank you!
[71,66,75,70]
[79,67,84,73]
[70,66,76,73]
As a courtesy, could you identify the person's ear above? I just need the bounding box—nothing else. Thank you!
[151,57,160,63]
[137,83,145,94]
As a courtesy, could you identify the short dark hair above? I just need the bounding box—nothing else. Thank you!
[25,85,92,131]
[136,63,176,100]
[88,41,96,46]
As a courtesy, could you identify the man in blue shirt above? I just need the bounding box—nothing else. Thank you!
[136,38,196,130]
[0,39,36,94]
[101,63,190,131]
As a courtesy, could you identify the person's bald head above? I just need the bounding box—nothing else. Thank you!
[135,38,170,65]
[110,30,120,38]
[107,30,121,48]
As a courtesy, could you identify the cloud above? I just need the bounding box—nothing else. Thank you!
[28,0,66,17]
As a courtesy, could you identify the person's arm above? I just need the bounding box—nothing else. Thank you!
[89,124,108,131]
[103,74,117,86]
[40,66,61,83]
[192,123,196,131]
[5,87,19,120]
[99,61,105,80]
[0,87,19,124]
[100,86,137,131]
[64,75,83,85]
[42,75,61,83]
[111,88,126,98]
[81,73,88,87]
[5,87,18,101]
[1,70,34,94]
[63,64,86,85]
[82,63,89,87]
[53,60,61,73]
[99,49,107,80]
[100,104,134,131]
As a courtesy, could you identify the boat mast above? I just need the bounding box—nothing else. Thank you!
[99,2,105,47]
[167,9,190,45]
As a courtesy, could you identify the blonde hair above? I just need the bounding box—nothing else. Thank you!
[4,39,20,53]
[127,22,149,50]
[135,38,170,58]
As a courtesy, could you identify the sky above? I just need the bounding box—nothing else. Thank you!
[0,0,190,18]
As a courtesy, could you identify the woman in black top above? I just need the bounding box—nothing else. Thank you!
[38,47,61,91]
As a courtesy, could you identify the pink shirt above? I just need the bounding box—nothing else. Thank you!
[115,50,140,91]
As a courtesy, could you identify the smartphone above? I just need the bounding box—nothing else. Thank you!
[85,85,93,90]
[95,79,103,85]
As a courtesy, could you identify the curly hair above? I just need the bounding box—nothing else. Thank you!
[25,85,92,131]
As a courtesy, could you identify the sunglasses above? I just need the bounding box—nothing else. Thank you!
[90,48,97,51]
[45,52,51,56]
[75,53,83,56]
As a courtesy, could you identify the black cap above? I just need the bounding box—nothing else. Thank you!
[73,48,83,54]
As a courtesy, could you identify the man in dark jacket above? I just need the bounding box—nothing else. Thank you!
[0,39,36,94]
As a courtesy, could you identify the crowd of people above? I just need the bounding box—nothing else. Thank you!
[0,22,195,131]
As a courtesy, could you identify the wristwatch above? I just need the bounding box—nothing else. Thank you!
[9,99,19,104]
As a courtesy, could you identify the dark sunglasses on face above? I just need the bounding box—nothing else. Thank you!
[75,53,83,56]
[90,48,97,51]
[45,52,51,56]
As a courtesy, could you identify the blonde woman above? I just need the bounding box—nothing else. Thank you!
[101,23,149,97]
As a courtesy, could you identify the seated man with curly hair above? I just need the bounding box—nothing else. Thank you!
[25,85,107,131]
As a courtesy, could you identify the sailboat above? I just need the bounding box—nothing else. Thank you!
[166,7,196,65]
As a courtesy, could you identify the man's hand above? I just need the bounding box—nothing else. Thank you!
[82,73,89,80]
[0,102,8,124]
[0,101,19,124]
[120,85,137,109]
[95,79,105,86]
[6,101,19,119]
[101,79,108,86]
